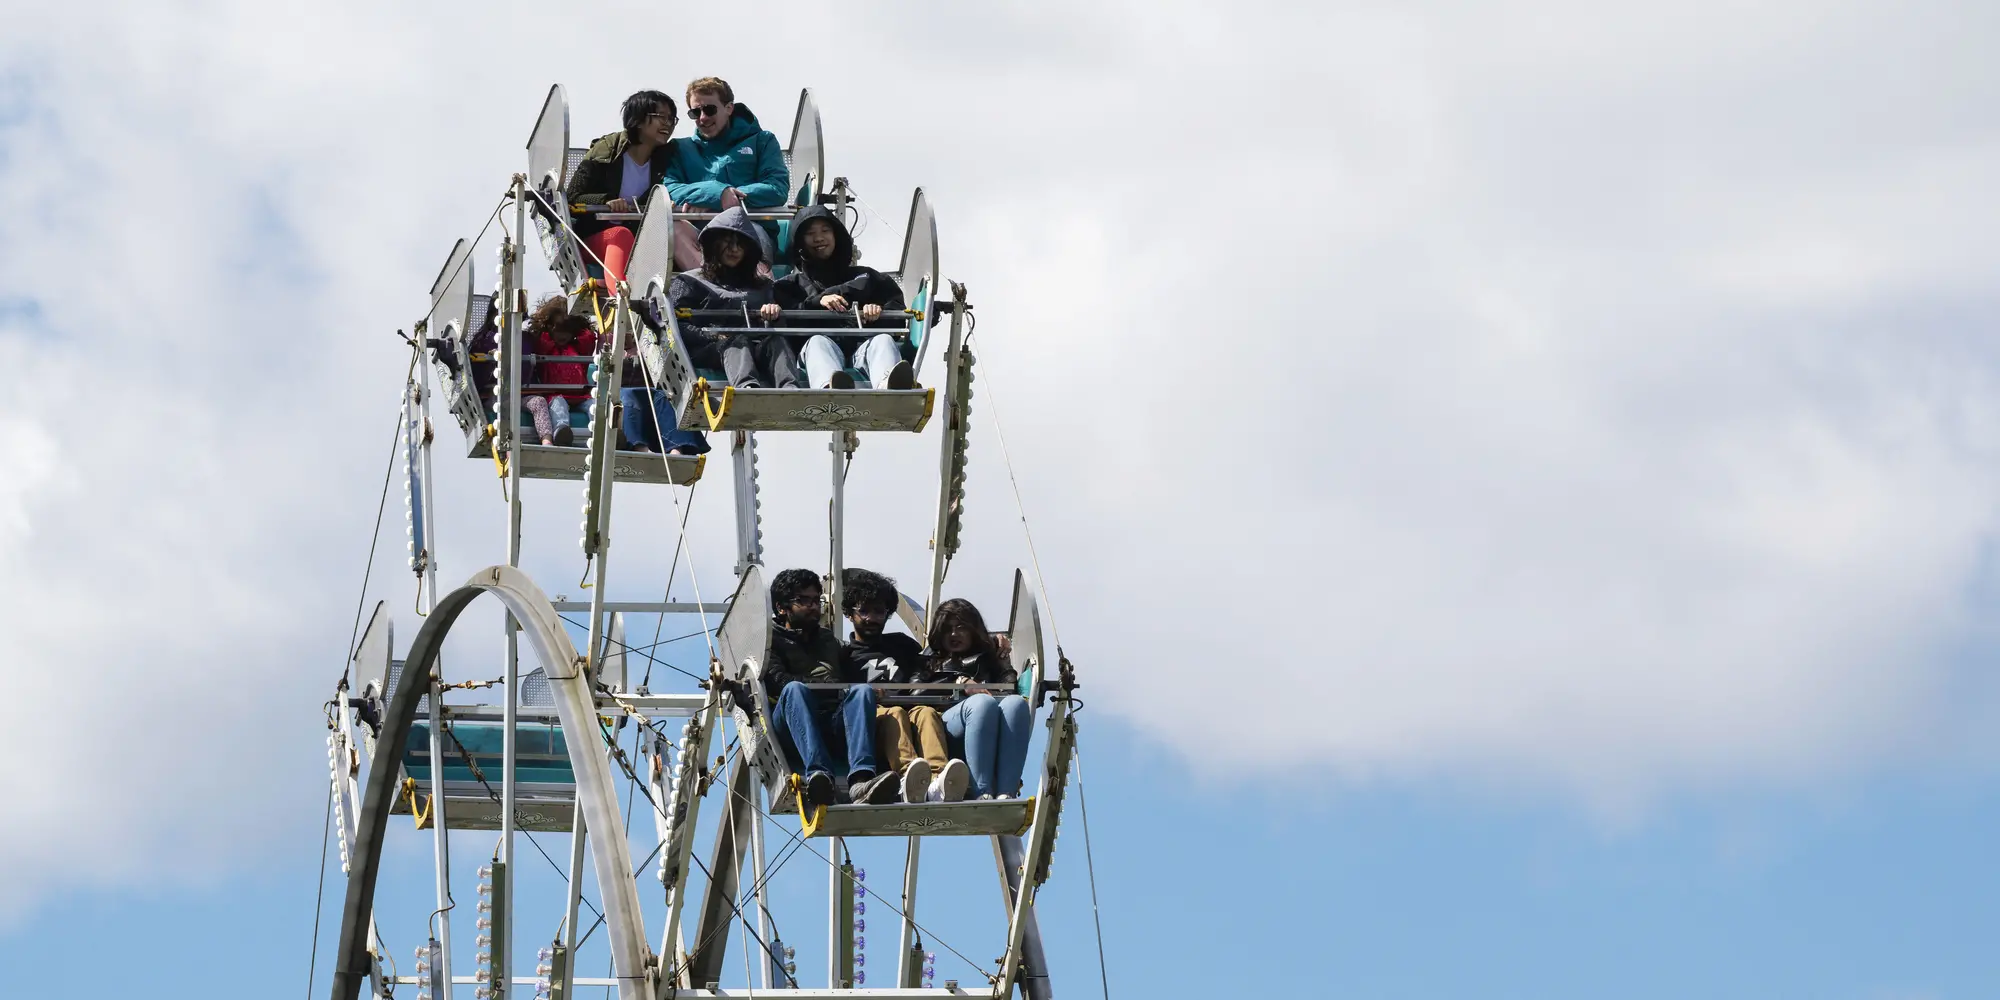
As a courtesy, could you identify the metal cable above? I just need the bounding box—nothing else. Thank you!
[965,326,1064,652]
[304,782,334,1000]
[1075,741,1111,1000]
[341,389,414,684]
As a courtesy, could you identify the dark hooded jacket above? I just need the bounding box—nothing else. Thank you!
[668,206,778,312]
[765,619,855,724]
[565,131,680,237]
[931,650,1017,688]
[666,207,778,371]
[772,206,907,326]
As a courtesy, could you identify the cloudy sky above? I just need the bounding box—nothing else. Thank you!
[5,1,2000,996]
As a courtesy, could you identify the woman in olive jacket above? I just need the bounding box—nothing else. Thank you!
[565,90,680,290]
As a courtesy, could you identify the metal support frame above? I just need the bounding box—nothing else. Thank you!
[827,431,855,633]
[990,838,1052,1000]
[499,177,529,999]
[924,286,971,624]
[560,800,587,1000]
[732,431,763,576]
[581,256,629,705]
[834,853,856,989]
[897,837,923,987]
[659,694,721,988]
[331,566,652,1000]
[425,676,455,991]
[747,780,778,989]
[993,698,1072,1000]
[687,758,758,989]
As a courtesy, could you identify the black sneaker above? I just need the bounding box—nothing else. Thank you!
[828,370,855,390]
[847,770,902,805]
[885,360,915,391]
[554,425,575,447]
[803,771,836,811]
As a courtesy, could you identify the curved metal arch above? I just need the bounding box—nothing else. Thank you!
[331,566,652,1000]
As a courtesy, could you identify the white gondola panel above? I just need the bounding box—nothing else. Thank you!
[786,88,825,207]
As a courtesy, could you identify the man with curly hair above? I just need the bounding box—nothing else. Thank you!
[762,568,899,807]
[842,568,968,803]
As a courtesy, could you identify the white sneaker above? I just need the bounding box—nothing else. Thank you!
[935,759,970,802]
[900,759,931,804]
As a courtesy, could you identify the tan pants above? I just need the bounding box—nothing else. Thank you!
[874,705,949,772]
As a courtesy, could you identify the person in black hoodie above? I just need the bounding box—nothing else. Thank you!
[773,206,917,390]
[842,568,969,803]
[668,206,798,388]
[763,568,900,807]
[931,598,1032,800]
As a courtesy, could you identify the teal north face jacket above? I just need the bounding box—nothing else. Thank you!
[663,103,791,209]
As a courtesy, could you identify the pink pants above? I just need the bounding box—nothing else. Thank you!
[585,226,635,288]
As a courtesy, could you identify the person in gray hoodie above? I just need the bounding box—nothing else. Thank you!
[668,206,797,388]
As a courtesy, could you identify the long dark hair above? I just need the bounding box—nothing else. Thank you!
[926,598,996,667]
[699,229,765,288]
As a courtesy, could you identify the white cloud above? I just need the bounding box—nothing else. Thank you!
[5,0,2000,918]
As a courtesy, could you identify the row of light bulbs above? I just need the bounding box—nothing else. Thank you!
[473,863,498,998]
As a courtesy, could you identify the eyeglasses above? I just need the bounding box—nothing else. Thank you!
[690,103,724,119]
[645,112,677,127]
[787,595,825,608]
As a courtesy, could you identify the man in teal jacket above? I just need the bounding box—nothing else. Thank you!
[665,76,791,211]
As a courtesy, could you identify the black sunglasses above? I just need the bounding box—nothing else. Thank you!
[690,103,724,119]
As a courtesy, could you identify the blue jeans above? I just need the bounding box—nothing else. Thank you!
[619,386,708,454]
[770,681,881,781]
[943,693,1033,797]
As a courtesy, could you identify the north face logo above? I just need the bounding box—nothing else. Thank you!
[737,146,755,156]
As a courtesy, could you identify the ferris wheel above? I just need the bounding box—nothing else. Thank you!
[316,83,1095,1000]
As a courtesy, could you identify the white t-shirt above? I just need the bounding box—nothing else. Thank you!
[619,153,650,202]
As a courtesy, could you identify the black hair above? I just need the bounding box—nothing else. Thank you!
[841,568,898,615]
[926,598,996,663]
[770,568,822,613]
[699,228,765,288]
[621,90,677,143]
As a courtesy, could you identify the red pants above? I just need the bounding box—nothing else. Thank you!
[585,226,635,288]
